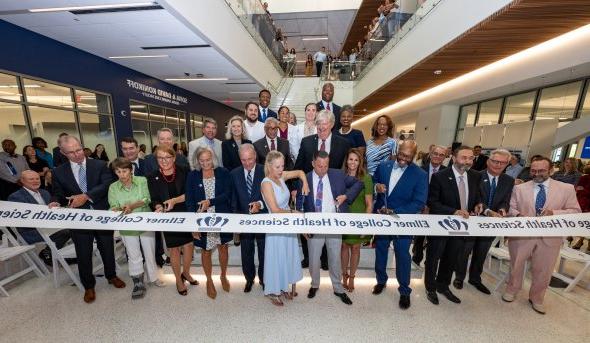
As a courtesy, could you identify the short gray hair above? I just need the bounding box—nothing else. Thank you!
[203,117,217,128]
[157,127,174,138]
[341,104,353,116]
[192,146,219,171]
[315,110,335,126]
[60,135,81,148]
[264,117,279,128]
[238,143,256,157]
[490,148,511,160]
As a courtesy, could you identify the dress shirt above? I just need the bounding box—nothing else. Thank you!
[317,134,332,154]
[387,161,407,196]
[266,136,278,151]
[70,159,87,190]
[505,163,523,179]
[314,51,327,63]
[243,165,264,210]
[259,106,270,121]
[245,120,266,142]
[0,152,29,183]
[321,100,333,112]
[429,163,442,183]
[130,158,140,175]
[312,171,336,213]
[24,187,46,205]
[452,165,469,208]
[533,178,551,205]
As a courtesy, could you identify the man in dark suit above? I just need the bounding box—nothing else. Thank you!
[297,151,362,305]
[230,144,267,293]
[144,128,189,175]
[295,110,350,268]
[52,132,70,168]
[253,117,293,169]
[120,137,146,176]
[413,145,447,265]
[258,89,277,123]
[52,136,126,303]
[454,149,515,294]
[316,83,342,131]
[8,170,70,265]
[425,145,483,305]
[471,145,488,171]
[372,140,428,309]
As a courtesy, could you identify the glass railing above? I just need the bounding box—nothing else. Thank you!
[224,0,289,75]
[322,0,442,81]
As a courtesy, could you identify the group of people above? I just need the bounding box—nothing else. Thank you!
[1,83,587,314]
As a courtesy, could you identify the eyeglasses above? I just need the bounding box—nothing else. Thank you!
[430,152,445,157]
[489,159,509,165]
[397,152,413,161]
[156,156,174,161]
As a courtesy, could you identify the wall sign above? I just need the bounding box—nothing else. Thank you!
[126,79,188,106]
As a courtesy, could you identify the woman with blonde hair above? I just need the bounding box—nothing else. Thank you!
[222,115,252,171]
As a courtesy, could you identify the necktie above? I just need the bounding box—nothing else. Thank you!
[246,170,253,197]
[535,184,546,216]
[315,177,323,212]
[270,139,276,151]
[6,161,17,176]
[78,163,87,193]
[430,166,438,182]
[458,175,467,210]
[262,108,267,121]
[320,139,326,152]
[133,162,139,176]
[488,177,496,208]
[326,103,331,111]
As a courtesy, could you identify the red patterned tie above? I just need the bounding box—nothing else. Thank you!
[270,139,276,151]
[320,139,326,152]
[326,103,331,111]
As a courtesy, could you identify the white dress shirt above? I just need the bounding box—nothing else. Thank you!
[321,100,334,112]
[452,165,469,208]
[266,136,278,151]
[313,171,336,213]
[24,187,46,205]
[245,120,265,142]
[317,134,332,154]
[388,161,407,196]
[313,51,327,63]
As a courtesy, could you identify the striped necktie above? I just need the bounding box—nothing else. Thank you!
[78,163,87,193]
[488,177,496,208]
[246,170,253,197]
[315,177,323,212]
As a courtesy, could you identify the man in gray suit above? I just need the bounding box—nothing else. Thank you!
[188,117,223,170]
[297,151,362,305]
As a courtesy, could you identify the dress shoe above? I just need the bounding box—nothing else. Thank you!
[437,289,461,303]
[334,292,353,305]
[501,292,515,302]
[411,255,422,267]
[468,280,491,295]
[426,290,439,305]
[372,283,386,295]
[529,299,546,314]
[453,279,463,289]
[244,280,254,293]
[399,295,411,309]
[301,259,309,268]
[83,289,96,303]
[108,277,126,288]
[321,263,329,271]
[307,287,318,299]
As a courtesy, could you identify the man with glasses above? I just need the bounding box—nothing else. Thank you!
[502,156,580,314]
[372,140,428,309]
[454,149,515,295]
[425,145,483,305]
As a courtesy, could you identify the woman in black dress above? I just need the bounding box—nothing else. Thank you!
[90,143,109,161]
[147,145,197,296]
[23,145,49,189]
[221,115,252,171]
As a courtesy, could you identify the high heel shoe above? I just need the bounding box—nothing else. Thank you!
[176,283,188,296]
[181,273,199,286]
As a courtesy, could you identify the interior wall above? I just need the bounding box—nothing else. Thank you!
[414,105,459,151]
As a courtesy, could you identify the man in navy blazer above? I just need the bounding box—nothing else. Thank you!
[372,140,428,310]
[230,144,267,292]
[316,83,341,131]
[297,151,362,305]
[258,89,277,122]
[8,170,71,265]
[120,136,146,176]
[51,136,125,303]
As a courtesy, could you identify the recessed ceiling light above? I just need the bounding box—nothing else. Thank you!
[0,84,41,88]
[433,70,442,75]
[302,37,328,41]
[28,2,156,13]
[165,78,229,81]
[109,55,168,59]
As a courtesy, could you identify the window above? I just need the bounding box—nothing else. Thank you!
[476,98,502,126]
[461,104,477,128]
[79,113,116,160]
[190,113,204,139]
[0,102,28,150]
[503,91,536,123]
[0,72,22,102]
[28,106,78,151]
[74,89,111,114]
[536,81,583,120]
[23,78,74,108]
[579,82,590,118]
[130,101,151,149]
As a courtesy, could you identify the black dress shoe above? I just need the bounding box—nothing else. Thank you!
[301,259,309,268]
[453,279,463,290]
[372,284,386,295]
[437,289,461,303]
[321,263,329,271]
[426,290,439,305]
[468,280,491,295]
[307,287,318,299]
[244,280,254,293]
[399,295,411,309]
[411,255,422,266]
[334,292,353,305]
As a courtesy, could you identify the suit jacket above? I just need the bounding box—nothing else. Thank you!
[258,107,277,122]
[133,158,147,177]
[52,146,68,168]
[297,168,362,213]
[472,154,489,171]
[144,153,189,176]
[253,136,293,170]
[230,164,267,214]
[374,161,428,214]
[294,134,350,174]
[52,158,113,210]
[421,162,447,182]
[222,138,252,172]
[185,167,232,214]
[480,171,514,212]
[188,137,223,170]
[316,101,342,131]
[146,164,188,212]
[508,178,581,246]
[428,166,482,215]
[8,187,53,205]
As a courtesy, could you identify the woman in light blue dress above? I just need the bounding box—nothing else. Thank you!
[260,150,309,306]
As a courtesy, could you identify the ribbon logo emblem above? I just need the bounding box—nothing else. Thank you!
[197,214,229,231]
[438,216,469,235]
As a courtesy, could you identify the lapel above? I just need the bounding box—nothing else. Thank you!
[481,172,490,200]
[241,167,252,200]
[382,161,393,192]
[545,178,556,209]
[391,164,412,194]
[307,172,315,208]
[63,162,83,194]
[312,135,319,151]
[20,188,37,204]
[327,170,339,199]
[446,168,461,208]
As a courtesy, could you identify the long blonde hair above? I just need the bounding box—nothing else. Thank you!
[264,150,285,177]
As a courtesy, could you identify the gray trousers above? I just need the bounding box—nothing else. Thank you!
[308,234,344,293]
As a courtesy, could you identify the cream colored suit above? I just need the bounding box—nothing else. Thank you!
[506,178,581,304]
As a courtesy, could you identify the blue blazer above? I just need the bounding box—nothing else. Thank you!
[8,187,53,204]
[297,168,363,213]
[258,107,277,122]
[51,158,113,210]
[134,158,147,176]
[230,164,267,214]
[373,161,428,214]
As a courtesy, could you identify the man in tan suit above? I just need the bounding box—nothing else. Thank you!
[502,156,581,314]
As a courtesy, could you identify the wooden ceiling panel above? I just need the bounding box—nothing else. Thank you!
[351,0,590,117]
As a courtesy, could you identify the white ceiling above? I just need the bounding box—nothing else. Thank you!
[0,1,263,109]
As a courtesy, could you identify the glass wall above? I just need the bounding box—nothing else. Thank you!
[0,70,115,161]
[476,98,502,126]
[536,81,582,120]
[130,100,188,152]
[578,83,590,118]
[190,113,204,140]
[503,91,536,123]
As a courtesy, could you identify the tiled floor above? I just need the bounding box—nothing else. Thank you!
[1,245,588,343]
